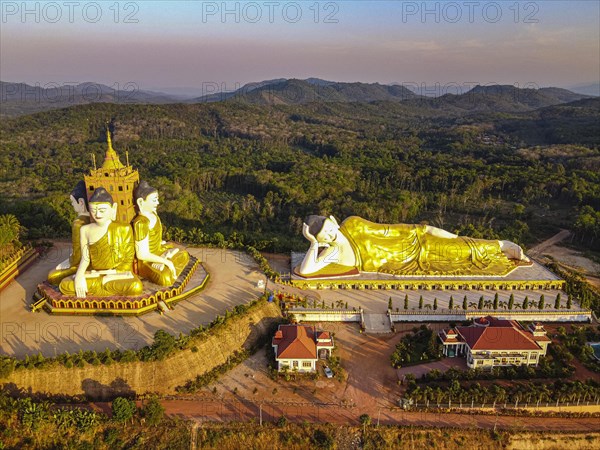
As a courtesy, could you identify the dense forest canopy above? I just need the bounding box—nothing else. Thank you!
[0,97,599,252]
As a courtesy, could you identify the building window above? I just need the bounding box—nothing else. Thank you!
[105,173,109,177]
[302,361,311,368]
[293,361,298,368]
[109,185,113,191]
[89,186,94,191]
[120,200,124,205]
[118,186,123,191]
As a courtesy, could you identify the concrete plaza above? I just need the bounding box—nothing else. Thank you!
[0,243,266,358]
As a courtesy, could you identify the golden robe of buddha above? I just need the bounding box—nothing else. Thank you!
[132,214,189,286]
[132,181,190,286]
[47,214,90,285]
[340,216,514,276]
[297,215,529,278]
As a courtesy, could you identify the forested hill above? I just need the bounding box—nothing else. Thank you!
[196,79,418,104]
[0,98,599,253]
[195,79,591,111]
[402,85,592,114]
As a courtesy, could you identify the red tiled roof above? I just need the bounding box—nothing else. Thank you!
[457,325,540,351]
[317,331,331,340]
[316,339,334,347]
[482,316,515,328]
[272,325,317,359]
[438,329,463,344]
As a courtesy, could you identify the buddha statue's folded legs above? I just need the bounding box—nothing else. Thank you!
[48,267,77,286]
[59,272,143,297]
[138,249,190,286]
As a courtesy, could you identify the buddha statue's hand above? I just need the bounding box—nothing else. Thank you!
[74,273,87,298]
[151,260,176,278]
[162,248,180,259]
[303,223,329,248]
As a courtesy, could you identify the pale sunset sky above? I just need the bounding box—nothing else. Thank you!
[1,1,598,92]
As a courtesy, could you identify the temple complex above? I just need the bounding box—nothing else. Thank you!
[31,129,207,316]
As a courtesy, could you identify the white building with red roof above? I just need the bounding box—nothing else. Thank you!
[438,316,551,369]
[272,324,335,372]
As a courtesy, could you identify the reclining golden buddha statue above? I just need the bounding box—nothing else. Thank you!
[296,215,530,278]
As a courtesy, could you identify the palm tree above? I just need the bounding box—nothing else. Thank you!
[423,386,434,405]
[0,214,21,252]
[434,387,445,405]
[491,385,506,405]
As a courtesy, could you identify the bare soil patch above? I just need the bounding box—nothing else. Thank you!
[542,245,600,277]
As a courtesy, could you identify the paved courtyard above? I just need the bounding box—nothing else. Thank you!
[0,243,266,358]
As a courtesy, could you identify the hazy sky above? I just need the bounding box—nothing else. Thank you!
[1,1,598,92]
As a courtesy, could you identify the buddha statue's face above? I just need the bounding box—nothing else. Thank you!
[316,219,339,244]
[89,202,114,226]
[138,192,159,214]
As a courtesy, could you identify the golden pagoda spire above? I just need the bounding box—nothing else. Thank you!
[102,126,125,170]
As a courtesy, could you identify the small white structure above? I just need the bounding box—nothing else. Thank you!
[439,316,551,369]
[272,324,334,372]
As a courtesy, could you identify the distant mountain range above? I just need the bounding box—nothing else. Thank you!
[0,81,179,117]
[0,78,595,118]
[566,82,600,97]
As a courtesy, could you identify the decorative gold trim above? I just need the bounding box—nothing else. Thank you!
[35,258,209,316]
[290,278,565,291]
[0,247,38,292]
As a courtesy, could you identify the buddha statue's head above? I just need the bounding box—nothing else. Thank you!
[88,188,116,226]
[304,215,340,244]
[69,180,88,215]
[134,181,159,215]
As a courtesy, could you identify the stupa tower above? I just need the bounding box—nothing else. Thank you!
[84,128,139,223]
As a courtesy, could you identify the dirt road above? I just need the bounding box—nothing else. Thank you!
[155,398,599,432]
[528,229,572,258]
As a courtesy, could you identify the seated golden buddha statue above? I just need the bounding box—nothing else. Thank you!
[296,215,530,278]
[59,188,143,297]
[132,181,189,286]
[48,181,91,286]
